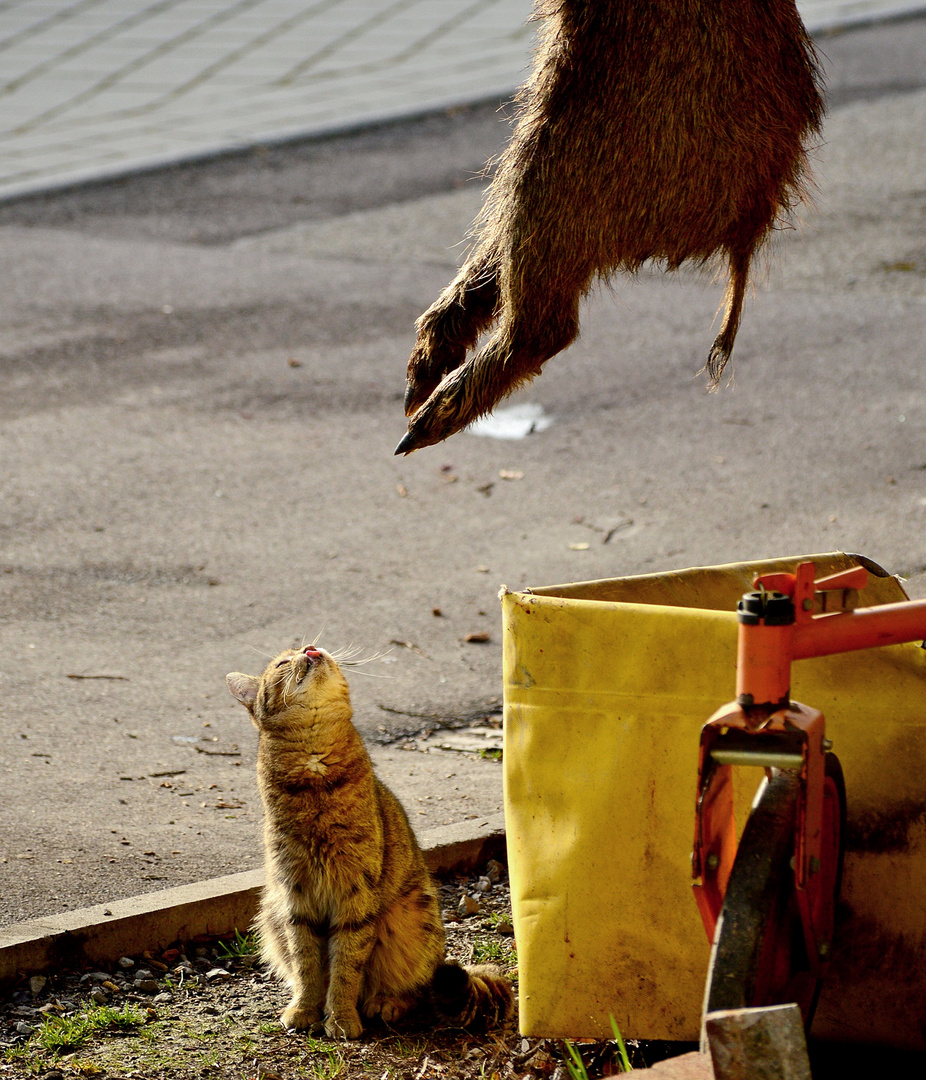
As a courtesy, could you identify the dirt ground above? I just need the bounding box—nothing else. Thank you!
[4,869,926,1079]
[0,863,648,1080]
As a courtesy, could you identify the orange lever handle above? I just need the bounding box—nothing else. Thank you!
[753,565,868,598]
[753,572,796,595]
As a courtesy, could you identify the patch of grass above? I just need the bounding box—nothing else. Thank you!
[33,1012,95,1054]
[470,932,517,969]
[292,1034,348,1078]
[486,909,513,931]
[69,1061,106,1077]
[94,1002,149,1031]
[1,1001,148,1070]
[305,1046,346,1078]
[564,1040,591,1080]
[195,1046,223,1071]
[564,1015,632,1078]
[1,1043,43,1076]
[177,1022,215,1043]
[217,927,261,958]
[379,1033,427,1058]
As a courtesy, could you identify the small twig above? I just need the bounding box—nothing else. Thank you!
[388,638,431,659]
[66,673,129,681]
[603,519,634,543]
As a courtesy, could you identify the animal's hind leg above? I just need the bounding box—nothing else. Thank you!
[705,247,753,386]
[404,253,500,415]
[398,286,581,453]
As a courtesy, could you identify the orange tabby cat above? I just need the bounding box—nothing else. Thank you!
[227,645,512,1039]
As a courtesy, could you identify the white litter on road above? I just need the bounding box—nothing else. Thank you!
[467,403,553,440]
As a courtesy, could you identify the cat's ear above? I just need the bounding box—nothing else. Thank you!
[226,672,259,709]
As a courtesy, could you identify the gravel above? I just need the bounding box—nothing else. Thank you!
[0,862,645,1080]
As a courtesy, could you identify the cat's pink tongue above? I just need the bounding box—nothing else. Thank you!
[304,647,322,660]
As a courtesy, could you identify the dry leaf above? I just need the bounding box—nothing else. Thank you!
[499,469,524,480]
[464,631,491,643]
[569,542,590,551]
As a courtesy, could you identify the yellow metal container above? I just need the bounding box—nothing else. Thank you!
[502,552,926,1048]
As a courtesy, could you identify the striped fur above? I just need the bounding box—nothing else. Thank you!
[430,962,514,1032]
[226,646,513,1039]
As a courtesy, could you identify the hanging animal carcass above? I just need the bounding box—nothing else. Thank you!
[397,0,823,454]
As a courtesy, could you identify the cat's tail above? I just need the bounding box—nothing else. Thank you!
[429,961,514,1031]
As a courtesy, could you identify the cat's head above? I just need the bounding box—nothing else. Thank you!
[226,646,351,728]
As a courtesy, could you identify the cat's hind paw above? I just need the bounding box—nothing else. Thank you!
[363,994,412,1023]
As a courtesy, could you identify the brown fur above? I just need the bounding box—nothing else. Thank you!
[226,646,513,1039]
[397,0,824,453]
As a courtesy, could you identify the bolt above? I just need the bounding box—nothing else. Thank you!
[810,856,821,874]
[803,598,814,611]
[818,941,831,958]
[706,853,720,870]
[822,738,833,751]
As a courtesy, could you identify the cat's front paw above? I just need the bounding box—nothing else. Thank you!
[280,1002,323,1031]
[325,1009,363,1040]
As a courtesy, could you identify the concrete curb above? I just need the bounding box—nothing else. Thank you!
[0,93,509,206]
[0,815,506,984]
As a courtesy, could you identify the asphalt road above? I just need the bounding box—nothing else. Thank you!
[1,16,925,926]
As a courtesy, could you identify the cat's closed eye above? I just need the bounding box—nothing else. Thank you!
[275,658,290,668]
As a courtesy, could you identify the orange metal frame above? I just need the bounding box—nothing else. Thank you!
[692,561,926,966]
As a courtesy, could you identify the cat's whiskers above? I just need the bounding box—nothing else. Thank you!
[329,643,363,663]
[335,646,394,677]
[246,644,276,661]
[341,666,392,680]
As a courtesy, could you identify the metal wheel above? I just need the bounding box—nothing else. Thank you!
[703,754,846,1027]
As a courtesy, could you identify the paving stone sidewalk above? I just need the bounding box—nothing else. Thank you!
[2,0,926,201]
